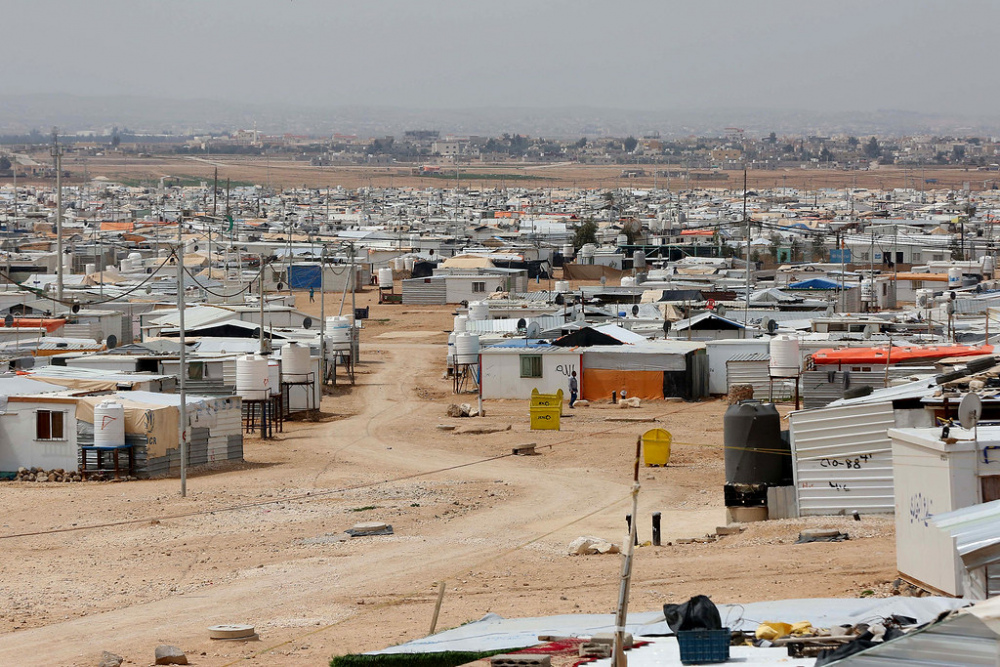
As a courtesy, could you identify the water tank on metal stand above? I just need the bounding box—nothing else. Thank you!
[768,335,801,377]
[326,316,352,352]
[453,315,468,332]
[447,331,456,368]
[403,257,415,272]
[562,244,575,259]
[392,257,405,272]
[94,400,126,448]
[281,341,311,381]
[633,250,647,270]
[468,301,489,321]
[236,354,270,401]
[454,332,480,365]
[377,267,394,288]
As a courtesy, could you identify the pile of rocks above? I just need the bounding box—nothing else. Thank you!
[446,403,481,418]
[15,467,83,483]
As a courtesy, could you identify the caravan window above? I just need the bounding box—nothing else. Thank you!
[36,410,65,441]
[520,354,543,378]
[472,281,486,293]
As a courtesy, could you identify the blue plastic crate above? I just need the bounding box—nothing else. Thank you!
[677,628,730,664]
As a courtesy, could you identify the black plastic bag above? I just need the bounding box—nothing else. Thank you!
[663,595,722,634]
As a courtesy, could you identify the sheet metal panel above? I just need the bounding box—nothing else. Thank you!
[726,357,794,400]
[831,613,998,666]
[789,401,896,515]
[801,368,932,409]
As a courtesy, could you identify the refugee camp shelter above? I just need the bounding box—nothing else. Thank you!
[478,341,581,399]
[890,425,1000,597]
[0,377,86,474]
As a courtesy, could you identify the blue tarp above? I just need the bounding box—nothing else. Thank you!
[287,265,322,289]
[788,277,841,290]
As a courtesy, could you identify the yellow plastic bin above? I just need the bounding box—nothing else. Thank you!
[642,427,672,466]
[530,388,563,430]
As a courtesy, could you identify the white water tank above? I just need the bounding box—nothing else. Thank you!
[267,360,281,395]
[447,331,456,366]
[617,234,629,246]
[454,332,480,365]
[404,257,415,272]
[468,301,489,321]
[984,256,996,275]
[948,267,962,287]
[633,251,647,270]
[281,341,311,380]
[85,263,96,275]
[562,244,575,259]
[453,315,468,332]
[128,252,142,262]
[93,400,126,448]
[769,335,801,378]
[579,244,596,264]
[621,276,635,287]
[377,267,394,287]
[236,354,270,401]
[554,280,570,293]
[326,317,352,351]
[392,257,406,272]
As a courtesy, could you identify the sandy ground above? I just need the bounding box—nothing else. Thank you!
[28,152,999,192]
[0,288,898,666]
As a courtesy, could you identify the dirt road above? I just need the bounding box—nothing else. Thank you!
[0,294,897,666]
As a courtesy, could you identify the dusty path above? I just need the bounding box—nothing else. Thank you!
[0,297,897,666]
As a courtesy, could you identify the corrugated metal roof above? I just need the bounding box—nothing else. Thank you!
[931,499,1000,570]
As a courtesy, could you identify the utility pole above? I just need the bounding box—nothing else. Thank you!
[743,169,750,337]
[259,254,267,355]
[320,243,326,383]
[51,128,64,302]
[177,240,188,497]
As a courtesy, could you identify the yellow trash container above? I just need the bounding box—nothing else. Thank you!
[642,427,672,466]
[529,388,563,430]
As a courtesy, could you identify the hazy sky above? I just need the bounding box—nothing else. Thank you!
[6,0,998,114]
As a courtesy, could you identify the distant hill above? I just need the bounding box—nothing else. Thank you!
[1,94,997,139]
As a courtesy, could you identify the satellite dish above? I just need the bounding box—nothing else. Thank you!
[302,316,313,330]
[767,319,778,334]
[662,320,672,334]
[3,314,13,328]
[106,334,118,350]
[516,317,527,330]
[276,282,285,291]
[193,245,199,252]
[761,316,772,333]
[145,286,153,294]
[554,293,564,305]
[71,303,81,314]
[959,393,982,430]
[526,322,541,338]
[631,305,640,317]
[717,305,726,317]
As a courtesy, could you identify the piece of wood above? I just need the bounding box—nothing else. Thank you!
[428,581,446,636]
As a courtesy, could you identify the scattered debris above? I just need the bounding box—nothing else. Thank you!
[436,424,457,431]
[512,444,538,456]
[618,397,642,409]
[97,651,123,667]
[346,522,393,537]
[573,399,590,407]
[568,536,620,555]
[797,528,849,544]
[715,525,745,536]
[446,403,480,418]
[154,645,188,665]
[455,424,512,435]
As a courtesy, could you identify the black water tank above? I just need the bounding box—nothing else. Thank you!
[724,400,791,486]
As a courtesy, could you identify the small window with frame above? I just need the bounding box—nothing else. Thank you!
[520,354,543,378]
[36,410,66,441]
[472,281,486,293]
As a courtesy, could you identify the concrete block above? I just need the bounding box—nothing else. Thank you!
[490,655,551,667]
